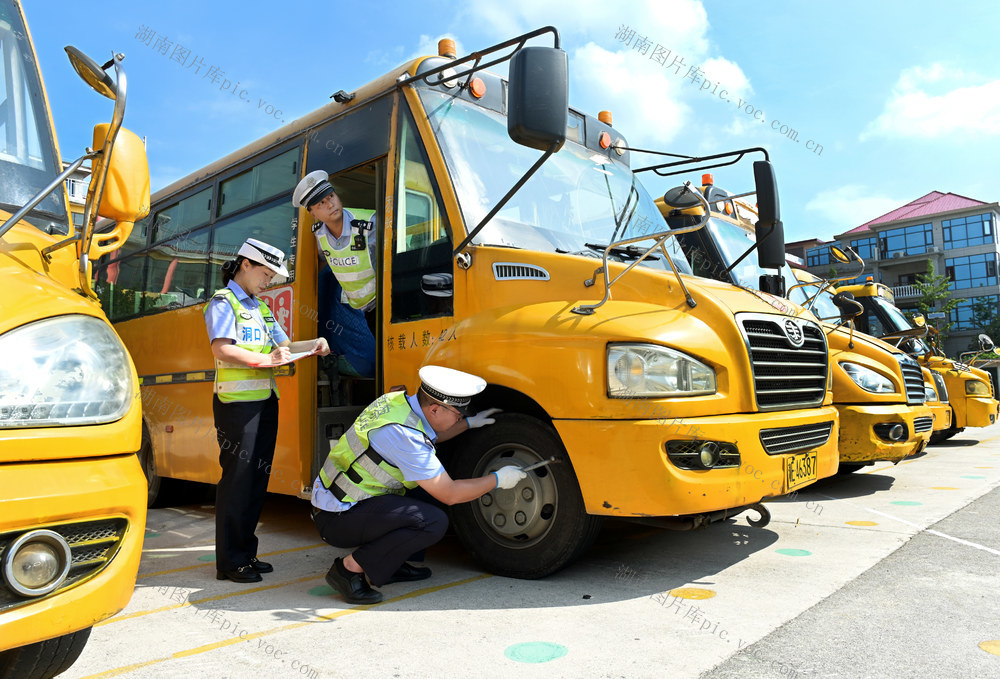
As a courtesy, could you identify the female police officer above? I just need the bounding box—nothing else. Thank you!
[205,238,330,583]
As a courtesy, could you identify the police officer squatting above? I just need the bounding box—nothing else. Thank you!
[311,366,522,604]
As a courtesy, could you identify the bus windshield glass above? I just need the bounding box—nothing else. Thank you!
[420,89,691,274]
[859,295,930,354]
[788,279,840,321]
[0,5,66,233]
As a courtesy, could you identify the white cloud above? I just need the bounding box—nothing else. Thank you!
[571,42,690,148]
[805,185,903,233]
[861,63,1000,140]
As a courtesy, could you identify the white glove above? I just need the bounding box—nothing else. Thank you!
[467,408,501,429]
[493,465,527,489]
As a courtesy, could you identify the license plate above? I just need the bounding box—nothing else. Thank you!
[784,451,818,492]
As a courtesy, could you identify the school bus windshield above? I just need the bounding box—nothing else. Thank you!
[420,88,691,274]
[788,280,840,322]
[858,294,930,354]
[0,5,67,232]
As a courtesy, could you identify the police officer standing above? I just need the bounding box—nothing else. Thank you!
[312,366,515,604]
[205,238,331,583]
[292,170,376,377]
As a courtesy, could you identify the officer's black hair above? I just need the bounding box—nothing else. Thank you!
[221,256,252,285]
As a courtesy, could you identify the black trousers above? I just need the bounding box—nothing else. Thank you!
[213,393,279,571]
[312,488,448,587]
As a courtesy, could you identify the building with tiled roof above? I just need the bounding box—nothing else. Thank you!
[799,191,1000,360]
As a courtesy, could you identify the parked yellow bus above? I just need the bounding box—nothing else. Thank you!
[840,280,999,442]
[0,1,150,675]
[646,164,932,472]
[97,29,838,578]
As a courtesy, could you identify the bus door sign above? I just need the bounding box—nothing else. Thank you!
[260,286,294,336]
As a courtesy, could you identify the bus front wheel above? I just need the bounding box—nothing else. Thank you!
[448,414,601,579]
[0,627,91,679]
[137,421,161,507]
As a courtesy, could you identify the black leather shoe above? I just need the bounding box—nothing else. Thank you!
[249,557,273,573]
[385,562,432,584]
[325,557,382,604]
[216,564,262,583]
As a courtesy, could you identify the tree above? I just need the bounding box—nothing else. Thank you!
[967,296,1000,350]
[913,259,958,344]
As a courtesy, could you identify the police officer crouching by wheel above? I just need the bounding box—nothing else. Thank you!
[311,366,521,604]
[205,238,330,583]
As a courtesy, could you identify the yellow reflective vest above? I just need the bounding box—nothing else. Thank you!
[205,288,278,402]
[319,391,429,502]
[316,220,376,310]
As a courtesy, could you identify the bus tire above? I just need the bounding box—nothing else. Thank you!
[447,414,602,579]
[0,627,91,679]
[137,421,161,507]
[930,427,962,444]
[836,462,868,475]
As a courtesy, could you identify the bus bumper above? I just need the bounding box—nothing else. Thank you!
[965,396,999,428]
[553,406,839,517]
[837,404,933,463]
[0,454,146,652]
[928,402,951,432]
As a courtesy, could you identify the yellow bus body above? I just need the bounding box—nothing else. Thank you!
[0,0,147,669]
[842,281,999,434]
[104,37,838,576]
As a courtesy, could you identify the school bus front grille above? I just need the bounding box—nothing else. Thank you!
[899,357,927,405]
[0,518,129,612]
[913,416,934,433]
[759,421,835,455]
[738,314,828,411]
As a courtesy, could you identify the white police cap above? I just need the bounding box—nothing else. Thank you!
[238,238,289,278]
[418,365,486,412]
[292,170,336,209]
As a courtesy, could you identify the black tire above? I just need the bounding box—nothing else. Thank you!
[0,627,91,679]
[137,421,161,507]
[448,414,602,579]
[930,427,962,444]
[836,462,868,475]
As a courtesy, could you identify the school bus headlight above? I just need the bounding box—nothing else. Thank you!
[0,315,134,427]
[966,380,990,396]
[3,530,72,597]
[840,362,896,394]
[924,384,938,401]
[608,343,716,398]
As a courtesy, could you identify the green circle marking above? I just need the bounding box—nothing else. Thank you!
[308,585,336,596]
[890,501,922,506]
[197,554,217,562]
[961,475,986,479]
[504,642,568,663]
[776,548,811,557]
[144,531,161,538]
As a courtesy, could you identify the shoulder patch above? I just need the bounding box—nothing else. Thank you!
[311,221,322,233]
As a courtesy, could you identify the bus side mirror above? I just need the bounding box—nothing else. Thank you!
[87,124,151,259]
[833,291,864,319]
[979,333,995,352]
[752,160,785,269]
[507,46,568,152]
[911,313,926,327]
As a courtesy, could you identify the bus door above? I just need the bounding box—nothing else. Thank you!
[303,97,391,481]
[383,106,456,394]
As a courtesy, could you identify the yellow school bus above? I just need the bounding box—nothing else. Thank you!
[840,281,999,442]
[0,1,151,675]
[647,166,932,472]
[98,29,838,579]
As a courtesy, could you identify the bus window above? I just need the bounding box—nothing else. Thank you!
[218,148,299,218]
[391,109,453,321]
[150,187,212,243]
[209,197,297,292]
[95,251,145,321]
[142,227,210,312]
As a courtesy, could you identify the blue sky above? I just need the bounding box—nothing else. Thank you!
[29,0,1000,243]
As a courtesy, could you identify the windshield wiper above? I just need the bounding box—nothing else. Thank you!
[583,242,659,261]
